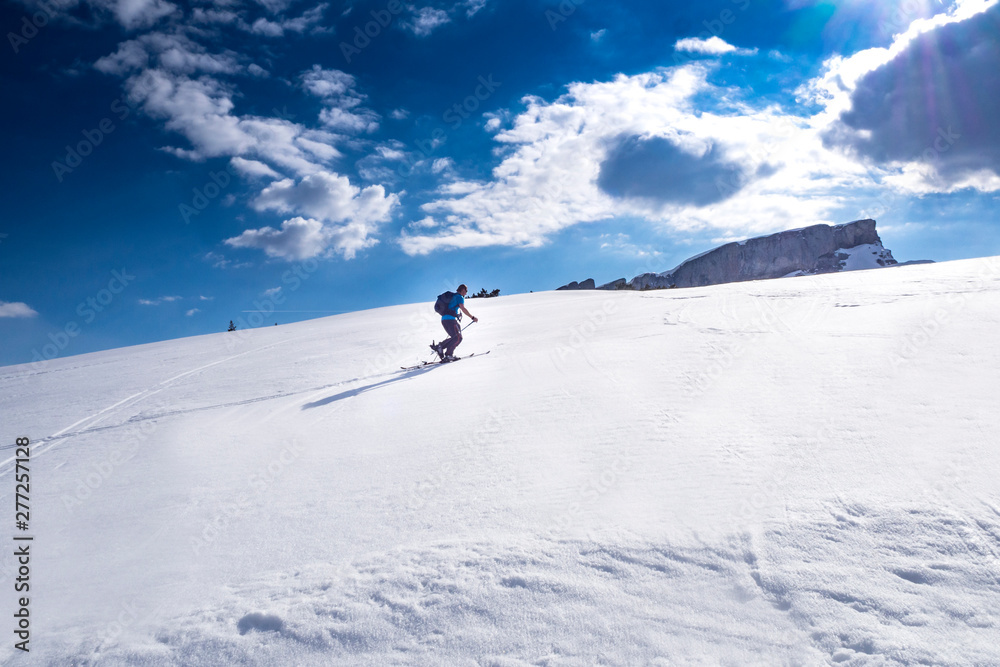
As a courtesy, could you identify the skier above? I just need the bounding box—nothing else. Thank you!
[432,284,478,361]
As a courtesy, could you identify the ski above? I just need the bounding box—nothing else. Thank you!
[441,351,490,364]
[399,350,490,371]
[399,360,436,371]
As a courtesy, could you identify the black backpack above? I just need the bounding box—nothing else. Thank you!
[434,291,456,316]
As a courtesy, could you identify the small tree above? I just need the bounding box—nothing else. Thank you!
[228,320,237,332]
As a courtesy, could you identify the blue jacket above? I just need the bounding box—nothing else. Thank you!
[442,293,464,320]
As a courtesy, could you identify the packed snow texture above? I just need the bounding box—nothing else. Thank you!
[2,257,1000,665]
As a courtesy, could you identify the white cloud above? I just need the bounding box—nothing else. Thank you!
[300,65,380,134]
[124,69,333,174]
[483,112,503,132]
[464,0,487,17]
[250,17,284,36]
[821,3,1000,191]
[139,295,182,305]
[318,106,379,133]
[253,0,295,13]
[250,4,328,36]
[356,142,408,182]
[247,63,269,78]
[0,301,38,318]
[674,36,757,56]
[300,65,356,99]
[126,70,254,158]
[191,8,241,25]
[225,216,381,260]
[204,251,252,269]
[226,217,330,260]
[408,6,450,36]
[254,171,398,225]
[261,286,282,297]
[186,308,201,316]
[231,156,283,180]
[402,65,868,255]
[295,136,343,162]
[94,35,399,264]
[95,32,241,76]
[112,0,177,29]
[432,157,455,174]
[403,4,1000,255]
[590,29,606,42]
[390,108,410,120]
[227,171,399,260]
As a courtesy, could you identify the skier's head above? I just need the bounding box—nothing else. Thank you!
[457,284,468,295]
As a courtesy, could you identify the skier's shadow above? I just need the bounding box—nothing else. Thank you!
[301,366,437,410]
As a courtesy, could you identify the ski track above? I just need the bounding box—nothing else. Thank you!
[1,258,1000,664]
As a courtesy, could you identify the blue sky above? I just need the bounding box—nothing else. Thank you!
[1,0,999,366]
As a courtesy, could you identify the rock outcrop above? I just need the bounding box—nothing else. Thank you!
[556,219,917,292]
[556,278,596,291]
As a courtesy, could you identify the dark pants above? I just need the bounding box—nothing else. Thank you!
[440,319,462,356]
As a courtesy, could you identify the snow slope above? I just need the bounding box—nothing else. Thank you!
[2,256,1000,665]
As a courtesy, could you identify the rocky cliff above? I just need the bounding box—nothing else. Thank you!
[557,219,913,291]
[556,278,596,291]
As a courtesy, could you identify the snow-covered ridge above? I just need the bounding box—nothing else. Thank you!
[559,219,927,291]
[2,257,999,664]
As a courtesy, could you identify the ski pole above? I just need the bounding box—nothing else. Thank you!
[461,320,477,332]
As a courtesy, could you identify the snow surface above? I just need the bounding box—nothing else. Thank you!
[837,243,896,271]
[3,257,1000,665]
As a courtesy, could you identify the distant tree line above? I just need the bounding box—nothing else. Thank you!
[468,288,500,299]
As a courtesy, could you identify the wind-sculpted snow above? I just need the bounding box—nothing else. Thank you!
[48,507,1000,665]
[1,257,999,664]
